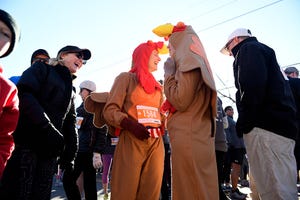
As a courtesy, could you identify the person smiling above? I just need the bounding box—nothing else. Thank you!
[0,45,91,200]
[102,40,166,200]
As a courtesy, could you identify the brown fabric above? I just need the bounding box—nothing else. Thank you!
[84,92,108,128]
[170,25,217,116]
[164,25,219,199]
[103,72,164,200]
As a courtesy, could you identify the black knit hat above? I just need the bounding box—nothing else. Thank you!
[0,9,20,58]
[30,49,50,64]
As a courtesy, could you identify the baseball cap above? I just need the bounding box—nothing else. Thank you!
[57,45,91,60]
[79,80,96,92]
[284,67,299,75]
[220,28,252,55]
[31,49,50,64]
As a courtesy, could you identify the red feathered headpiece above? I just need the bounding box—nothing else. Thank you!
[130,40,163,94]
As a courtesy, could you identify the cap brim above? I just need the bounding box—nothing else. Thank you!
[220,45,230,55]
[67,49,91,60]
[81,49,91,60]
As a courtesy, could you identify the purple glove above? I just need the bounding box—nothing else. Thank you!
[120,118,150,140]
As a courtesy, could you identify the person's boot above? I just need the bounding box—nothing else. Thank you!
[103,183,108,200]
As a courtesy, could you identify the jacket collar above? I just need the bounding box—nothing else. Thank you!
[231,37,258,57]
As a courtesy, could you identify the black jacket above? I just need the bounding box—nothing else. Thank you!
[93,125,116,155]
[232,37,298,140]
[76,102,116,155]
[287,77,300,154]
[76,102,95,153]
[14,62,78,165]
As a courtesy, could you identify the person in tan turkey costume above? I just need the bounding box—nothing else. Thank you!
[85,41,167,200]
[153,22,219,200]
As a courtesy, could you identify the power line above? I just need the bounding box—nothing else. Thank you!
[198,0,284,32]
[217,90,236,103]
[84,0,285,74]
[282,62,300,68]
[199,0,285,103]
[189,0,238,19]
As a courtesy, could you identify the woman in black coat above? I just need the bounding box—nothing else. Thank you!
[0,45,91,200]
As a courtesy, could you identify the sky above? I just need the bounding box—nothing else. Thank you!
[1,0,300,109]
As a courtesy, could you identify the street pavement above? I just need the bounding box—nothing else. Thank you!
[51,172,109,200]
[51,175,299,200]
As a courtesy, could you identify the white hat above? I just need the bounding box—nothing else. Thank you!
[220,28,252,55]
[79,80,96,92]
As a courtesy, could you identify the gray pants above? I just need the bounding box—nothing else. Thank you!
[244,127,298,200]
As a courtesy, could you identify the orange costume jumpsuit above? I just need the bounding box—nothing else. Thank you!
[103,41,165,200]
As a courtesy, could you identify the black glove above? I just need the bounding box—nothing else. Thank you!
[120,118,150,140]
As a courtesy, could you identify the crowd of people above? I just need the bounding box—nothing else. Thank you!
[1,8,300,200]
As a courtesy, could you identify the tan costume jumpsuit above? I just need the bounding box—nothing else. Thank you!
[164,25,219,200]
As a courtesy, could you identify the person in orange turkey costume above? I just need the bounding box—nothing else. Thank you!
[153,22,219,200]
[85,40,168,200]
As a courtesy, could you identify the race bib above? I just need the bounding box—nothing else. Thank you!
[136,105,161,127]
[111,137,119,146]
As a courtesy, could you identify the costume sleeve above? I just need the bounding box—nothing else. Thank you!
[164,69,202,112]
[103,72,130,128]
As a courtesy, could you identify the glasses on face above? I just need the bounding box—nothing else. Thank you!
[74,53,87,65]
[225,39,234,51]
[75,53,83,59]
[32,58,49,64]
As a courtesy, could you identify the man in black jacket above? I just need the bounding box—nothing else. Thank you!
[64,80,103,200]
[221,28,298,199]
[284,66,300,191]
[0,45,91,200]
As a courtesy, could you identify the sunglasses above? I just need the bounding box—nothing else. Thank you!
[74,53,87,65]
[33,58,49,63]
[225,39,234,51]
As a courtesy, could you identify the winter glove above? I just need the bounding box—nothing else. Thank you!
[164,57,176,78]
[120,117,150,140]
[93,153,102,169]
